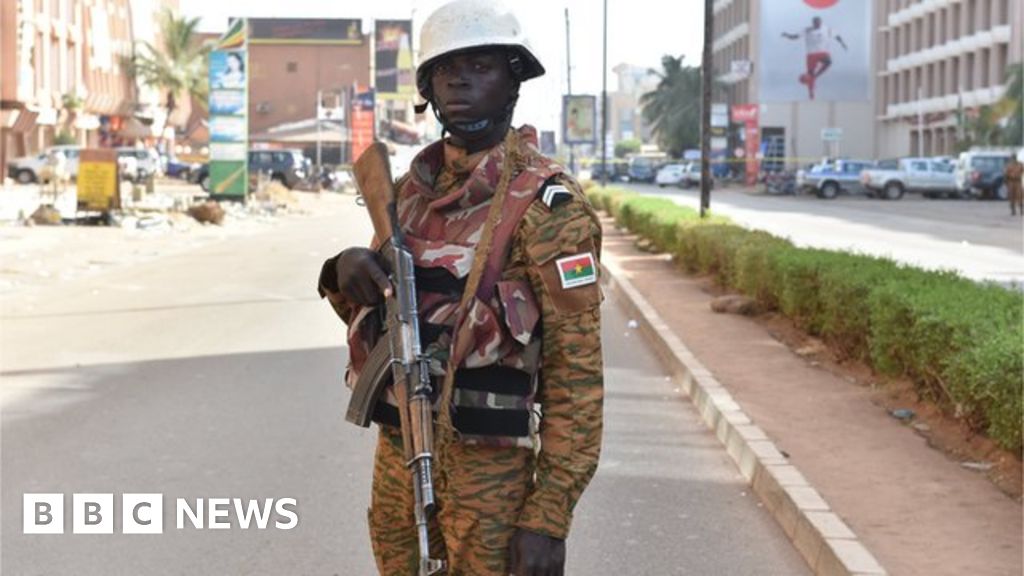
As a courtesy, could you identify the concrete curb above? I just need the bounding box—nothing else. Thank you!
[601,255,887,576]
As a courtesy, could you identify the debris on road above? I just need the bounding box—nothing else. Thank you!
[890,408,916,422]
[710,294,758,316]
[29,205,62,225]
[961,461,994,472]
[187,202,226,225]
[627,319,639,329]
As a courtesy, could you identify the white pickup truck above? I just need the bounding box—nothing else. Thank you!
[860,157,959,200]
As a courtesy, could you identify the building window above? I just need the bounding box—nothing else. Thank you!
[980,48,990,87]
[967,0,977,34]
[286,61,298,73]
[966,52,976,90]
[982,0,991,29]
[951,56,960,92]
[999,0,1009,25]
[995,44,1008,85]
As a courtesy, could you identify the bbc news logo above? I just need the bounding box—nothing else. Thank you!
[24,494,299,534]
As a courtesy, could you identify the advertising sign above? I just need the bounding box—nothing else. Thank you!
[759,0,871,102]
[249,18,363,45]
[76,149,120,211]
[375,20,415,100]
[563,95,596,145]
[821,127,844,141]
[207,19,248,199]
[350,87,376,162]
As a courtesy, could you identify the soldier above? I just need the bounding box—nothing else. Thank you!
[1005,156,1023,216]
[317,1,604,575]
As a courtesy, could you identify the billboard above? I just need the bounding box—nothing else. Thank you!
[207,18,248,198]
[350,87,376,162]
[375,20,415,100]
[563,95,596,145]
[759,0,871,102]
[248,18,363,45]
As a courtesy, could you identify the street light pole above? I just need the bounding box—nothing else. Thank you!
[565,8,575,175]
[700,0,713,217]
[601,0,608,188]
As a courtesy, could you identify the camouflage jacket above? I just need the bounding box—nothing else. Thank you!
[321,125,604,538]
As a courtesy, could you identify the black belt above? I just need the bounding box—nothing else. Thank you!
[370,365,533,437]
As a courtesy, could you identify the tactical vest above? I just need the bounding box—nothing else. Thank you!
[346,126,562,447]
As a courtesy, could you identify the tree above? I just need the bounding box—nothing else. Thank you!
[640,55,702,157]
[614,138,641,158]
[130,8,209,144]
[958,64,1024,150]
[996,63,1022,146]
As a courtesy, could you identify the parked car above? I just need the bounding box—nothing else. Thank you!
[164,156,198,180]
[248,149,307,189]
[679,162,704,188]
[655,164,686,187]
[627,153,667,183]
[796,159,875,199]
[117,147,162,180]
[589,161,630,183]
[954,149,1014,200]
[191,148,310,193]
[7,145,81,183]
[861,157,958,200]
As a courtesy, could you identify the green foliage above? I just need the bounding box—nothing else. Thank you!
[640,55,701,157]
[54,130,77,145]
[614,139,642,159]
[130,8,210,121]
[593,195,1024,452]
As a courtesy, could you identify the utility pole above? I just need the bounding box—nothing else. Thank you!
[565,8,575,175]
[700,0,713,217]
[601,0,608,188]
[316,89,323,171]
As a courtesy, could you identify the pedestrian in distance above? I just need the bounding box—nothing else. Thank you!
[1005,156,1023,216]
[317,1,604,575]
[782,16,848,100]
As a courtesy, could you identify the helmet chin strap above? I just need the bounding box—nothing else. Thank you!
[433,97,517,141]
[418,91,520,142]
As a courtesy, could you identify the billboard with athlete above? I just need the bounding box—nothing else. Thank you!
[759,0,871,102]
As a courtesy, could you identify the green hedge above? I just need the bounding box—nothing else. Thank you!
[586,187,1024,452]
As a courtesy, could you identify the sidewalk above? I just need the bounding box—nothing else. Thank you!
[599,218,1022,576]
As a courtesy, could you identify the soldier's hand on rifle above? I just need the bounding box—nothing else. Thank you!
[334,247,393,306]
[509,528,566,576]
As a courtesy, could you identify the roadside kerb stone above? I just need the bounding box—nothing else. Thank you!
[601,256,887,576]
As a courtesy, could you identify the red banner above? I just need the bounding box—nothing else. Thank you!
[732,104,760,186]
[350,87,376,162]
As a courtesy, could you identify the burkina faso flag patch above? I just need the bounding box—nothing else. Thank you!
[555,252,598,289]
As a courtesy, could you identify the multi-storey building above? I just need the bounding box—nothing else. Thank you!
[876,0,1021,157]
[712,0,878,170]
[710,0,1021,171]
[1,0,178,176]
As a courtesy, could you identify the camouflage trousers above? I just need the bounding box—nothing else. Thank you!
[368,425,534,576]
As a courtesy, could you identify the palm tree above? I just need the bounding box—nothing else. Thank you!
[130,8,209,143]
[996,63,1022,146]
[640,55,702,157]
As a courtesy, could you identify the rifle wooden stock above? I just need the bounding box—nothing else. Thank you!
[347,143,445,575]
[353,142,396,243]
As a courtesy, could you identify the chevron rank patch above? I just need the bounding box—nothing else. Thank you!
[540,184,573,209]
[555,252,597,289]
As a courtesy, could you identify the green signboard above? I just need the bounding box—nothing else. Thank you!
[208,19,248,199]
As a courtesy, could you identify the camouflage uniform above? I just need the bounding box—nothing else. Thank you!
[320,126,603,575]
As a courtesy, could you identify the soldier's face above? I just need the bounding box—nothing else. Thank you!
[430,50,517,126]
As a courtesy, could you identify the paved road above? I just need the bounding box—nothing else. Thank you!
[1,195,807,575]
[626,182,1024,285]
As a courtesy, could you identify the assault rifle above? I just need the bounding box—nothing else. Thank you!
[347,143,445,576]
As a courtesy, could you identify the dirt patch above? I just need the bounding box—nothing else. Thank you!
[693,276,1024,500]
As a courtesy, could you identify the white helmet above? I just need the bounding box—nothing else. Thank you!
[416,0,545,98]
